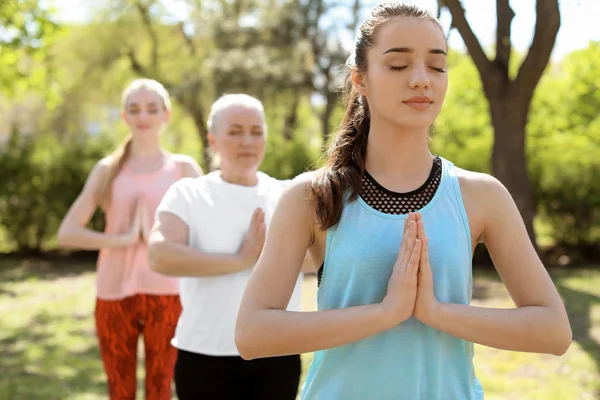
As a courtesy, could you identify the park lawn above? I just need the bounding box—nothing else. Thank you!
[0,258,598,400]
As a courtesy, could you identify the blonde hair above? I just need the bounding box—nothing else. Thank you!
[97,79,171,207]
[207,94,266,134]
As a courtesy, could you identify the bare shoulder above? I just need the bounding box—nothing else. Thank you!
[276,171,321,232]
[456,167,519,240]
[456,168,511,204]
[170,153,203,177]
[88,156,112,181]
[279,171,318,208]
[170,153,196,164]
[96,156,112,169]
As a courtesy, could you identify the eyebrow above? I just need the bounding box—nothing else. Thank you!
[230,124,263,129]
[382,47,447,56]
[127,102,159,107]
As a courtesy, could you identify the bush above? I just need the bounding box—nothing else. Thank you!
[0,131,112,253]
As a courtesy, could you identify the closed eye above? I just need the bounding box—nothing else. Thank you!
[390,66,446,73]
[430,67,447,73]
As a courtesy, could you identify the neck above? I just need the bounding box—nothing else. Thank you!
[365,118,433,193]
[220,168,259,187]
[129,137,163,160]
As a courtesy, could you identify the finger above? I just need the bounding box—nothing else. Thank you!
[133,204,142,222]
[417,219,425,240]
[398,215,411,259]
[258,222,266,244]
[419,237,431,277]
[409,218,417,246]
[250,208,262,230]
[400,220,416,266]
[406,238,422,275]
[254,223,266,257]
[251,207,261,223]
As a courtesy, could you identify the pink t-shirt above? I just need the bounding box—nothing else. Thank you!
[96,155,182,300]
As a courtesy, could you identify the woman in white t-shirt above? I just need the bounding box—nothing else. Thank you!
[148,94,309,400]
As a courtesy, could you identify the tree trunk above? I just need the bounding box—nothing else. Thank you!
[183,101,211,171]
[283,91,300,141]
[320,91,337,151]
[191,112,211,171]
[442,0,560,253]
[489,97,538,250]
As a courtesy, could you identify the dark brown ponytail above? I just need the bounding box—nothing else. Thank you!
[308,85,370,229]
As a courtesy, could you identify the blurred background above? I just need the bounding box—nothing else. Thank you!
[0,0,598,399]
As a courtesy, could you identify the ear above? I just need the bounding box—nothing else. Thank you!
[351,68,368,97]
[121,109,128,123]
[208,133,217,150]
[163,109,172,124]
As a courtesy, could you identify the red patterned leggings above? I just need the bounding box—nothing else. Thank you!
[95,294,182,400]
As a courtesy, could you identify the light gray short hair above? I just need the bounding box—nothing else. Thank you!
[207,94,266,134]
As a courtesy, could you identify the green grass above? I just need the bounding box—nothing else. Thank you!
[0,258,598,400]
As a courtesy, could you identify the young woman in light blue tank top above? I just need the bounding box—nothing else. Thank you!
[235,3,572,400]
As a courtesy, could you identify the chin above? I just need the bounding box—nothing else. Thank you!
[134,130,160,138]
[394,114,437,130]
[235,164,260,174]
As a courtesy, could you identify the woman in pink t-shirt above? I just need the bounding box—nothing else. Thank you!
[58,78,202,400]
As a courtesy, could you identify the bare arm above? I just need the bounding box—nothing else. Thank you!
[416,173,572,355]
[148,208,265,277]
[235,176,422,360]
[57,159,140,249]
[178,155,204,178]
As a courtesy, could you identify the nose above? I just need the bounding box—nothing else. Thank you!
[136,110,151,121]
[241,133,254,146]
[409,65,430,90]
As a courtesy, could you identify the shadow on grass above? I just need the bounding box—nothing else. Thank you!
[554,282,600,398]
[471,268,502,301]
[0,256,106,399]
[0,312,106,400]
[0,256,97,285]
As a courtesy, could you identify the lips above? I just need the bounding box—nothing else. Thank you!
[403,96,433,110]
[404,95,433,103]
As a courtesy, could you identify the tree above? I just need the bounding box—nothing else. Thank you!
[0,0,59,94]
[528,42,600,254]
[440,0,560,249]
[298,0,362,150]
[84,0,319,169]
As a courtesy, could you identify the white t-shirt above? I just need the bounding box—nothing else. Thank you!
[156,171,303,356]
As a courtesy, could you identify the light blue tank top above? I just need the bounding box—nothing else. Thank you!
[302,157,484,400]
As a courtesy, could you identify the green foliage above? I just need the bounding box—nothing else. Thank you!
[261,97,322,179]
[528,42,600,250]
[0,0,61,99]
[0,132,112,252]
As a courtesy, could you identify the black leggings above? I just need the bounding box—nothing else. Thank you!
[174,349,301,400]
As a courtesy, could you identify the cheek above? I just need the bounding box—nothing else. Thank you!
[123,114,136,124]
[221,139,239,153]
[435,79,448,101]
[150,113,166,123]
